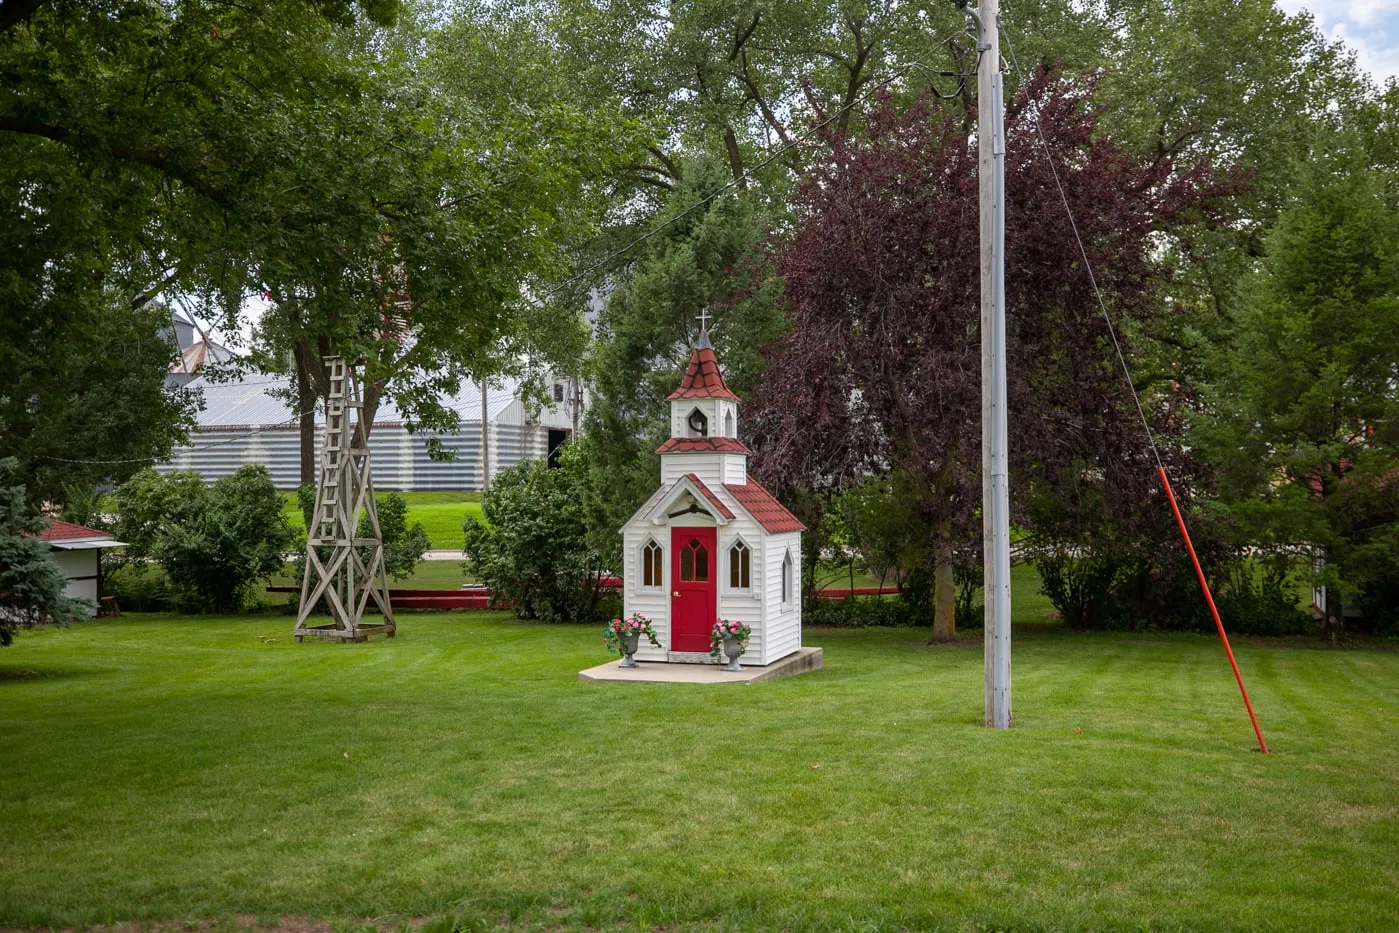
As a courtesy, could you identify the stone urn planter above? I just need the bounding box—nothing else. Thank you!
[721,637,744,672]
[620,632,641,668]
[711,619,752,671]
[605,613,658,668]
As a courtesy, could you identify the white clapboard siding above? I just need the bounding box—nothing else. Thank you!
[717,524,765,663]
[623,516,671,662]
[52,550,99,614]
[761,532,802,664]
[659,452,747,487]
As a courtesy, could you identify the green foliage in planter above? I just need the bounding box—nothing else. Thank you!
[709,619,752,656]
[603,613,660,655]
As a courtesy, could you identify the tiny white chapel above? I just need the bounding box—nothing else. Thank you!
[621,330,805,666]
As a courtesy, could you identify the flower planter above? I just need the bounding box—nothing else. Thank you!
[722,637,744,671]
[620,631,641,667]
[605,613,659,666]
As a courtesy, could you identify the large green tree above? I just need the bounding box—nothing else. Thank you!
[577,160,787,549]
[1201,133,1399,638]
[4,0,637,495]
[244,2,639,460]
[1,0,399,498]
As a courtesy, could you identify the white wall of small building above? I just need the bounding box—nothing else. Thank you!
[761,531,803,664]
[659,453,747,487]
[50,549,99,616]
[716,518,767,664]
[623,514,682,664]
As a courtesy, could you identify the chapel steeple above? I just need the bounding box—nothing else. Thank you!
[660,326,745,451]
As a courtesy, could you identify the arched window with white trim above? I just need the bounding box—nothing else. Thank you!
[641,539,664,589]
[782,548,793,605]
[729,539,751,590]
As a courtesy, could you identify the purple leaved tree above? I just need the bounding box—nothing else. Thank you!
[747,67,1222,642]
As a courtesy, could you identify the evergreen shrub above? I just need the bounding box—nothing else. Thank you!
[463,446,614,624]
[1036,552,1314,636]
[112,466,295,613]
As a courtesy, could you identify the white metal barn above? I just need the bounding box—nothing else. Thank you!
[620,332,806,666]
[159,372,584,490]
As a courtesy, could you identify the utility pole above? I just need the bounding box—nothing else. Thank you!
[970,0,1012,729]
[480,378,491,492]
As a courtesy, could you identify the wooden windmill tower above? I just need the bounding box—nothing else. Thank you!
[294,356,396,643]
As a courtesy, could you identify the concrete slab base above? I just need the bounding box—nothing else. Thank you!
[579,646,823,684]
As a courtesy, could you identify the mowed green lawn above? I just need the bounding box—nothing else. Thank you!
[1,614,1397,931]
[282,491,483,550]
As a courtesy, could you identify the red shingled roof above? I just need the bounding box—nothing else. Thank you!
[683,474,735,520]
[724,481,806,533]
[668,345,740,401]
[39,520,113,542]
[656,437,751,455]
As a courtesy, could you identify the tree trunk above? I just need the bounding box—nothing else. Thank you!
[358,378,383,447]
[930,558,957,643]
[723,125,747,189]
[480,378,491,491]
[1324,588,1344,643]
[294,344,316,486]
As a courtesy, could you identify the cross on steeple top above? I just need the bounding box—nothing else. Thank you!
[696,309,712,333]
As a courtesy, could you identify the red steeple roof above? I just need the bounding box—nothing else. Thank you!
[668,333,739,402]
[656,437,751,455]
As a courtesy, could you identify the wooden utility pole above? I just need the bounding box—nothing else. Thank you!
[480,378,491,491]
[973,0,1012,729]
[294,356,395,643]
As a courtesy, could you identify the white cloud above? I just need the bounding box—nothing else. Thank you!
[1332,20,1399,80]
[1280,0,1399,80]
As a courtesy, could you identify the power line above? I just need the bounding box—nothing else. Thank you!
[34,400,325,466]
[1001,18,1270,755]
[999,20,1164,470]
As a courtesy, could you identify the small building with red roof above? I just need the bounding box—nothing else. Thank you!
[621,331,806,666]
[35,521,124,616]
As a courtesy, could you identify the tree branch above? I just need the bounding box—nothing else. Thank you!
[647,145,683,181]
[728,11,760,61]
[0,116,231,205]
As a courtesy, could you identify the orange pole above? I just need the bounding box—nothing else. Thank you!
[1157,466,1269,754]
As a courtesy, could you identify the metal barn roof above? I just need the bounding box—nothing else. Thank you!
[184,373,522,431]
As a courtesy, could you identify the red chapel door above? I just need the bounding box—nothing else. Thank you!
[670,526,716,652]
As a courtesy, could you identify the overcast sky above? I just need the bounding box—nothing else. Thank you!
[1281,0,1399,81]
